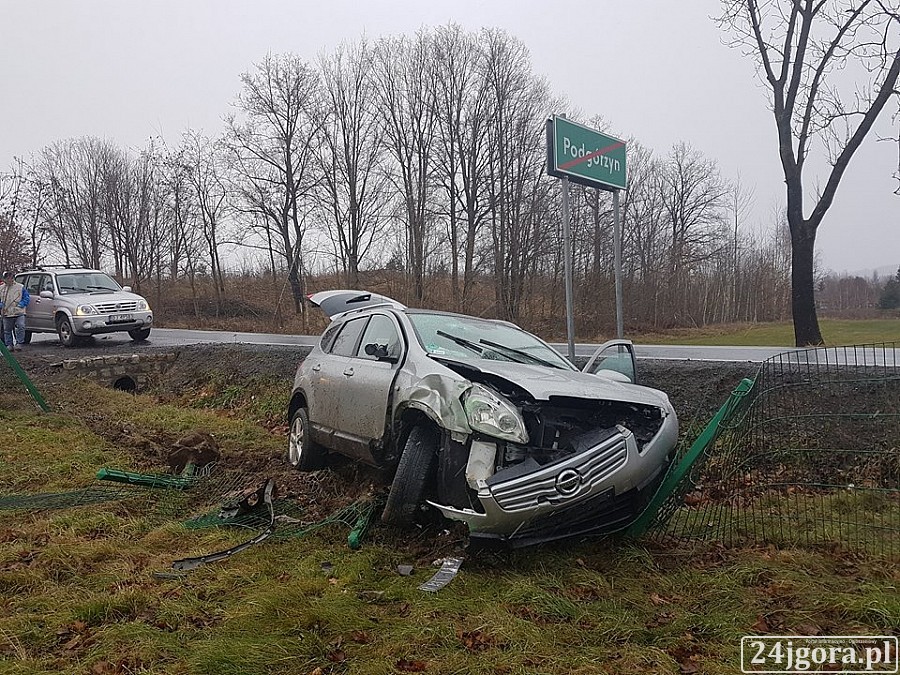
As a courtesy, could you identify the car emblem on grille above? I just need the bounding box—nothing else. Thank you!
[555,469,583,497]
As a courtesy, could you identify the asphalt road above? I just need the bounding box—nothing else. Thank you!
[25,327,794,362]
[25,326,899,366]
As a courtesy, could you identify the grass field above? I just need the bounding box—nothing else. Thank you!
[1,377,898,674]
[634,318,900,347]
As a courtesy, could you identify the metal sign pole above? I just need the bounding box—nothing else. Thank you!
[612,188,624,339]
[561,175,576,361]
[547,113,627,357]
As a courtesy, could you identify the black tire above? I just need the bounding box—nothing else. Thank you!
[56,316,79,347]
[381,424,440,525]
[128,327,151,341]
[22,331,32,345]
[287,407,326,471]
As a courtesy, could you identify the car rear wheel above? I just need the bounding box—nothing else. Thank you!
[287,407,326,471]
[22,331,32,345]
[128,327,151,341]
[56,317,80,347]
[381,424,440,525]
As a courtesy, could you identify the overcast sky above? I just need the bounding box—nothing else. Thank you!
[2,0,898,275]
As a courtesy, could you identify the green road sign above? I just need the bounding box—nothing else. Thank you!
[546,116,627,190]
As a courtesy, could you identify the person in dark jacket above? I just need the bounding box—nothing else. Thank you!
[0,271,30,351]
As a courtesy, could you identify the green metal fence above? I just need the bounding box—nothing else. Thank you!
[635,342,900,558]
[0,341,49,411]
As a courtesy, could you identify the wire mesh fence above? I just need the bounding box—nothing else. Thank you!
[643,342,900,558]
[4,342,898,558]
[0,460,378,559]
[0,462,223,519]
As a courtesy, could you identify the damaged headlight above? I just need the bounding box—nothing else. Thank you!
[462,384,529,444]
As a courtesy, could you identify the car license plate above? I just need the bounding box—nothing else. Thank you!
[108,314,133,323]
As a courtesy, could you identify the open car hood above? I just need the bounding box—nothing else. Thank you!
[307,290,405,318]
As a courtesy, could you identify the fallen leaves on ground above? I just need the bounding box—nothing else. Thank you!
[395,658,428,672]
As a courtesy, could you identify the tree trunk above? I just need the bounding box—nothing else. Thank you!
[288,266,303,314]
[789,225,823,346]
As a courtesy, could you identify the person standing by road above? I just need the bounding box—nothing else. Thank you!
[0,271,30,351]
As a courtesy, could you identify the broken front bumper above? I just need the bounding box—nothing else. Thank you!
[428,416,678,546]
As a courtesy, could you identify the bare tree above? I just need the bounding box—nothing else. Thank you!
[226,53,322,324]
[374,31,438,302]
[38,137,114,268]
[430,25,494,307]
[0,162,34,272]
[181,130,230,312]
[482,29,553,321]
[103,140,169,291]
[727,175,756,321]
[719,0,900,345]
[159,142,206,315]
[318,40,390,287]
[0,168,30,274]
[661,142,730,324]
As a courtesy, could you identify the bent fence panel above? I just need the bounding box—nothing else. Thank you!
[640,342,900,559]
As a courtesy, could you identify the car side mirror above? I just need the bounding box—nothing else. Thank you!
[122,285,132,292]
[39,290,54,299]
[364,342,399,364]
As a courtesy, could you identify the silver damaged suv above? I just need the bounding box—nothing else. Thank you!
[16,268,153,346]
[288,290,678,546]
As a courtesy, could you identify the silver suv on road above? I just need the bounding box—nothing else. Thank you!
[288,290,679,547]
[15,268,153,346]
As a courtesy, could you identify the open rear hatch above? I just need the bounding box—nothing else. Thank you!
[307,290,405,318]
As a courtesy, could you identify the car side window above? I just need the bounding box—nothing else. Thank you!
[586,343,636,383]
[42,275,54,293]
[356,314,402,361]
[329,317,368,357]
[320,322,341,352]
[24,275,43,294]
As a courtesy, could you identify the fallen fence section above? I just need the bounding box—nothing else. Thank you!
[0,460,382,565]
[638,342,900,558]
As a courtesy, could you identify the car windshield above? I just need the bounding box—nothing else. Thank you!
[408,312,575,371]
[56,273,121,295]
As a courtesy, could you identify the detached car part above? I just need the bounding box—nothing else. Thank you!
[172,478,276,571]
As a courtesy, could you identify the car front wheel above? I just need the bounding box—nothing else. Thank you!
[287,407,326,471]
[56,317,79,347]
[128,328,151,341]
[381,424,440,525]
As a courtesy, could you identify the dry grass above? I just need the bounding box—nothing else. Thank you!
[1,376,898,674]
[144,272,899,348]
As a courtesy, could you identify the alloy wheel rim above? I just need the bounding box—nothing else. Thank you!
[288,415,304,465]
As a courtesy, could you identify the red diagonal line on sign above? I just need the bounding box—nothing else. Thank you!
[559,141,625,171]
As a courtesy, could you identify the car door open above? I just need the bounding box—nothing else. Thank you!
[583,339,637,383]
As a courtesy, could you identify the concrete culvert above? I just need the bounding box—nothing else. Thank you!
[113,375,137,392]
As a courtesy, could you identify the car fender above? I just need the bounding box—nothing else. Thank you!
[52,306,76,325]
[394,374,472,439]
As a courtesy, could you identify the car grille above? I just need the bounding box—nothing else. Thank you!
[488,430,628,512]
[94,301,139,314]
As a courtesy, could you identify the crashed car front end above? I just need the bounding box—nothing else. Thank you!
[411,359,678,547]
[296,296,679,548]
